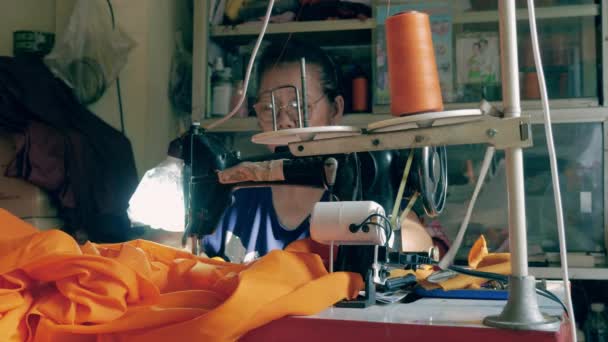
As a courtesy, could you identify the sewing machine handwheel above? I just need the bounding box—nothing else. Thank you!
[417,146,447,218]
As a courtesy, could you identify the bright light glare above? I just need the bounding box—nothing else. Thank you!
[128,156,186,232]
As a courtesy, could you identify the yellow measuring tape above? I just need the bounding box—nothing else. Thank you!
[390,149,415,229]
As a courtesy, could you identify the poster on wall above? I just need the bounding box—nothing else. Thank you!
[456,32,500,86]
[454,32,501,102]
[375,2,453,105]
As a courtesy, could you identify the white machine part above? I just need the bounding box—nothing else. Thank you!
[310,201,387,246]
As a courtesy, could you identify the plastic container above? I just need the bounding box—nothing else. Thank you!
[584,303,608,342]
[211,57,233,116]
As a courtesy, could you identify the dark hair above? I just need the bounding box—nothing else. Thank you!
[256,40,342,101]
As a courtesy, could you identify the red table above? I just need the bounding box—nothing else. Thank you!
[243,283,572,342]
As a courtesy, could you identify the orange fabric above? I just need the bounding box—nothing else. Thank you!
[468,235,489,269]
[421,235,511,291]
[0,209,363,342]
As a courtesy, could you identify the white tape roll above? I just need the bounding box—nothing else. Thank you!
[310,201,387,246]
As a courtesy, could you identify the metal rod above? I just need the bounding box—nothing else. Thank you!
[300,57,308,127]
[330,241,334,273]
[191,235,200,255]
[483,2,561,332]
[271,92,278,131]
[294,87,304,128]
[603,0,608,105]
[192,0,209,121]
[499,0,528,277]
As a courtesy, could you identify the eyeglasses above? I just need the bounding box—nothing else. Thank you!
[254,85,326,129]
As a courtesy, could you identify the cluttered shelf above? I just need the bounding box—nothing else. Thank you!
[209,3,599,38]
[210,19,374,46]
[211,18,375,37]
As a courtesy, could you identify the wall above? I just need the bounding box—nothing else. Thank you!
[0,0,56,56]
[55,0,190,177]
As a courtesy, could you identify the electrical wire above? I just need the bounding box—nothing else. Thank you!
[350,212,393,247]
[446,264,569,316]
[205,0,276,130]
[449,264,568,315]
[106,0,126,134]
[537,287,569,316]
[270,4,306,74]
[527,0,576,337]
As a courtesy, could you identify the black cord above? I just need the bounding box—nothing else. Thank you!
[536,287,569,316]
[447,264,508,282]
[106,0,116,26]
[116,78,126,134]
[350,213,393,247]
[446,265,568,316]
[106,0,126,135]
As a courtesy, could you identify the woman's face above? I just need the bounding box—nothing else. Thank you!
[255,62,344,133]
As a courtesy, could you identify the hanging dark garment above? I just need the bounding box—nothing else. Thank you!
[0,56,138,243]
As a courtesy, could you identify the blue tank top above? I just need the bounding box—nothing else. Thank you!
[202,187,328,263]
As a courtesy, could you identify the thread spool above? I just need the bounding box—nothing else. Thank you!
[523,72,540,99]
[386,11,443,116]
[352,76,368,112]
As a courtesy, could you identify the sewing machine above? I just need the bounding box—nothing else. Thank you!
[184,0,568,332]
[182,114,449,305]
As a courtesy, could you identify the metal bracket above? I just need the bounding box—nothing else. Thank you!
[519,121,531,141]
[289,116,533,157]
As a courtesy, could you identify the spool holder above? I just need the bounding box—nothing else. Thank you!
[268,58,309,131]
[268,85,304,131]
[287,115,533,156]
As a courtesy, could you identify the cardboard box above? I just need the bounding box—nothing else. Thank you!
[0,131,58,218]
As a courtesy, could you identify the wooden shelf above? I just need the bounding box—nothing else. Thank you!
[211,18,374,36]
[209,4,599,38]
[530,267,608,280]
[453,4,600,24]
[211,19,374,46]
[210,4,600,35]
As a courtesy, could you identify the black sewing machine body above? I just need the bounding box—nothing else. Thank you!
[182,130,441,230]
[180,128,447,297]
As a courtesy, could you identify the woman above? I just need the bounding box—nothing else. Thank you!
[202,41,343,262]
[202,41,436,263]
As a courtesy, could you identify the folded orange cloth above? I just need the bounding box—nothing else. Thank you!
[0,209,363,342]
[421,235,511,291]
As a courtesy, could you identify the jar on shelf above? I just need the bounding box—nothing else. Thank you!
[352,74,369,113]
[211,57,233,116]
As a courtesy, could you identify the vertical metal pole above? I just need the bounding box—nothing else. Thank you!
[603,0,608,105]
[483,0,561,331]
[271,93,278,131]
[192,0,209,121]
[604,122,608,254]
[500,0,528,279]
[300,58,308,127]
